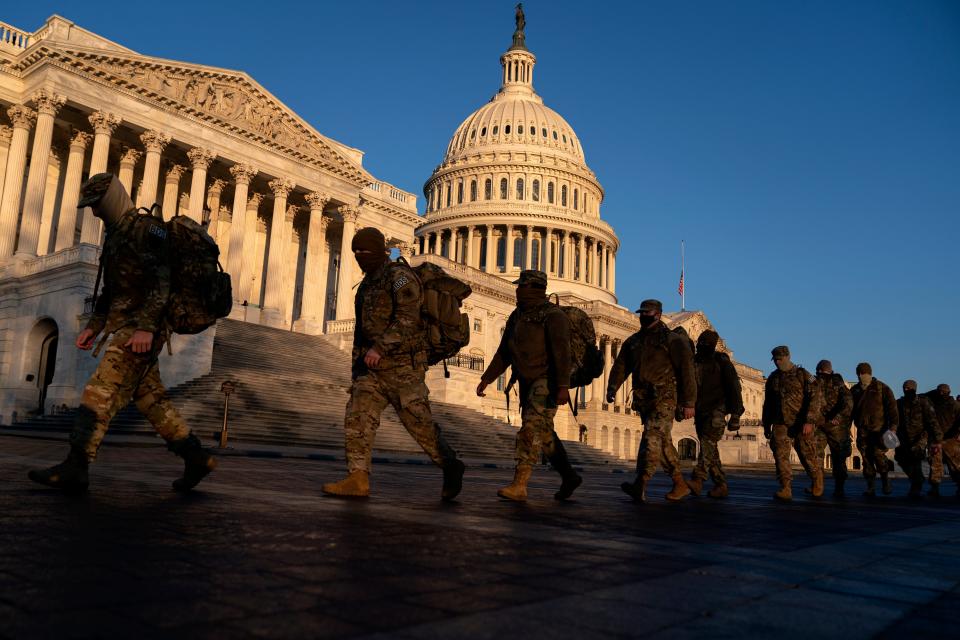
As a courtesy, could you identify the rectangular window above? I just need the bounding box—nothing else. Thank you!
[473,317,482,333]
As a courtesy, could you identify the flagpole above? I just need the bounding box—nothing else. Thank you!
[681,240,685,312]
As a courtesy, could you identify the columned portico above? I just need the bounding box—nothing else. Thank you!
[137,130,169,209]
[16,90,65,258]
[79,111,120,244]
[186,147,215,223]
[226,163,256,304]
[0,106,36,258]
[117,146,142,196]
[54,130,92,252]
[335,205,359,320]
[298,191,331,334]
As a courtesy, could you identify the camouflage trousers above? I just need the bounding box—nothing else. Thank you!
[894,438,928,486]
[793,429,824,483]
[692,409,726,484]
[857,429,892,482]
[344,365,457,473]
[515,378,563,467]
[637,410,681,479]
[931,439,960,484]
[815,423,852,482]
[769,425,794,485]
[70,326,190,462]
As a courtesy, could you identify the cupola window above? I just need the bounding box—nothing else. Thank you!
[532,179,540,202]
[561,185,568,207]
[516,178,524,200]
[493,125,499,135]
[485,179,492,200]
[573,188,578,210]
[505,124,511,135]
[547,182,555,204]
[518,125,524,135]
[542,128,547,138]
[481,127,487,136]
[500,178,508,199]
[553,131,558,140]
[470,180,478,202]
[457,181,464,204]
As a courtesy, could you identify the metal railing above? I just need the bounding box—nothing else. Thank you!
[442,353,485,372]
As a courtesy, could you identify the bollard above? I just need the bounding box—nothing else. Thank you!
[219,380,237,448]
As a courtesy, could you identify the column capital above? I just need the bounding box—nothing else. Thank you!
[119,145,142,166]
[69,129,93,150]
[30,89,66,116]
[208,178,228,194]
[89,110,121,136]
[268,177,294,198]
[285,204,300,222]
[218,205,231,223]
[247,192,266,209]
[229,162,257,185]
[140,130,170,152]
[165,163,187,181]
[187,147,215,170]
[339,205,360,223]
[7,105,37,130]
[305,191,331,211]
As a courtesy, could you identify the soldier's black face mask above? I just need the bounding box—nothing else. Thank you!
[696,344,715,359]
[904,390,917,401]
[638,314,657,328]
[516,287,545,307]
[355,251,386,273]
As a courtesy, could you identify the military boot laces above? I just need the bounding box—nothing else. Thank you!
[168,434,217,492]
[497,465,532,502]
[666,473,691,501]
[685,476,704,497]
[441,460,465,502]
[708,482,729,499]
[621,476,648,503]
[322,471,370,498]
[27,448,89,493]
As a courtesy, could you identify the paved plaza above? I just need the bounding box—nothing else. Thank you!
[2,435,959,639]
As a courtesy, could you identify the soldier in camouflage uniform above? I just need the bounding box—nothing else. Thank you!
[894,380,941,499]
[762,346,822,502]
[812,360,853,497]
[322,228,464,500]
[923,384,958,496]
[478,270,581,502]
[686,330,743,499]
[850,362,899,497]
[609,299,697,503]
[29,174,216,493]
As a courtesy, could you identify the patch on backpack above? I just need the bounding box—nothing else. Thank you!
[147,224,167,240]
[393,274,409,291]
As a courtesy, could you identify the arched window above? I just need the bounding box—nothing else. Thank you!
[516,178,524,200]
[518,125,524,135]
[445,183,451,207]
[505,124,511,135]
[500,178,508,199]
[547,182,554,204]
[562,134,567,143]
[481,127,487,136]
[532,179,540,202]
[553,130,558,140]
[493,125,499,136]
[496,235,506,271]
[484,179,492,200]
[573,188,578,210]
[542,127,547,138]
[513,237,524,268]
[561,185,568,207]
[470,129,476,139]
[457,182,464,204]
[470,180,477,202]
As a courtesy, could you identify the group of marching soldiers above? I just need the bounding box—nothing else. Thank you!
[26,175,960,504]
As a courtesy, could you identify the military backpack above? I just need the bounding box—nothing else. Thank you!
[546,295,605,388]
[400,258,472,371]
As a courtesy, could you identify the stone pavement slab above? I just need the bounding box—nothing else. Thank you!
[2,437,959,639]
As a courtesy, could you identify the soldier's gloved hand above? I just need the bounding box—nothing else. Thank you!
[476,380,488,397]
[681,406,695,420]
[76,328,96,351]
[124,330,154,354]
[363,347,382,369]
[726,415,741,431]
[556,387,570,406]
[605,391,616,404]
[802,423,815,437]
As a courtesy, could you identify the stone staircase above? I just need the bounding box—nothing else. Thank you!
[5,319,624,466]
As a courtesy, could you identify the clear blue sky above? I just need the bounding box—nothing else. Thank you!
[8,1,959,388]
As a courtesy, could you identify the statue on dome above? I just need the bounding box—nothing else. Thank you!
[515,3,526,33]
[512,3,527,49]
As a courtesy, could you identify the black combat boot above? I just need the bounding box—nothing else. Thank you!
[833,476,846,498]
[927,482,940,498]
[880,472,893,495]
[28,447,90,493]
[441,459,465,502]
[863,477,876,497]
[167,434,217,492]
[548,438,582,501]
[621,475,649,503]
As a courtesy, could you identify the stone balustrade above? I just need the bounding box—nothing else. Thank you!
[0,22,31,51]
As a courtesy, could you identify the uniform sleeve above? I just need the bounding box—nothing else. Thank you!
[721,357,745,417]
[85,273,111,335]
[800,371,822,425]
[924,399,943,442]
[670,334,697,408]
[832,379,853,425]
[481,312,515,384]
[134,221,171,333]
[762,375,775,428]
[606,334,636,397]
[883,383,899,430]
[545,309,571,389]
[374,267,422,356]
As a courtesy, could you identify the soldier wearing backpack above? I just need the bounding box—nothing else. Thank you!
[28,174,217,493]
[609,299,697,503]
[477,270,582,502]
[322,227,464,501]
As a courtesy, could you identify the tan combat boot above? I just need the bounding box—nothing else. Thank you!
[810,470,824,498]
[322,471,370,497]
[686,476,704,496]
[774,482,793,503]
[497,465,532,502]
[666,472,691,501]
[708,483,729,499]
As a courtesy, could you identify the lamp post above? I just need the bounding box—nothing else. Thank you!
[219,380,236,448]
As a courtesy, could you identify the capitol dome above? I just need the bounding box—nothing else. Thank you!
[415,17,619,304]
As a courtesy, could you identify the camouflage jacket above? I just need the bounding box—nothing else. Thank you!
[851,379,898,432]
[762,366,821,431]
[814,373,853,428]
[897,396,940,446]
[482,301,571,390]
[86,211,170,337]
[695,351,744,416]
[352,259,424,377]
[607,322,697,415]
[924,391,959,439]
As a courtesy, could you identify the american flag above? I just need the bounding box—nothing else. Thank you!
[678,270,684,296]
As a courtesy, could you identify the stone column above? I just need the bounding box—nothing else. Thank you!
[542,229,550,272]
[225,163,257,302]
[186,147,215,223]
[54,130,92,252]
[577,235,586,282]
[0,126,11,207]
[609,250,616,293]
[603,245,611,290]
[137,130,169,208]
[117,146,142,195]
[591,336,604,405]
[398,241,415,260]
[335,205,360,320]
[36,145,64,256]
[603,337,613,400]
[261,178,294,326]
[525,225,533,270]
[557,230,567,278]
[464,225,474,268]
[16,91,66,257]
[505,224,515,273]
[237,191,265,306]
[161,164,186,220]
[79,111,120,245]
[484,225,495,272]
[299,191,331,334]
[205,179,227,240]
[0,106,36,258]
